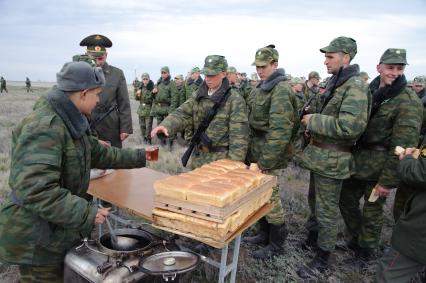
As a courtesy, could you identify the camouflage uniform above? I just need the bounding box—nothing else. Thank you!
[175,75,187,106]
[303,71,320,100]
[159,56,249,169]
[340,49,423,252]
[300,38,369,253]
[151,67,179,125]
[25,77,33,93]
[0,76,8,93]
[135,73,154,141]
[0,84,145,280]
[132,78,141,95]
[183,68,203,141]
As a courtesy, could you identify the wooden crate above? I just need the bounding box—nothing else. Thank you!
[154,175,276,223]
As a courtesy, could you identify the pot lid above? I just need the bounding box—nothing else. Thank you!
[139,251,200,275]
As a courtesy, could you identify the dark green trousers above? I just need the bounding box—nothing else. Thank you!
[19,263,63,283]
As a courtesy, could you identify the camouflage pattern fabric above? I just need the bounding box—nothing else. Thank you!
[0,92,145,265]
[91,62,132,148]
[138,116,153,140]
[132,78,141,94]
[160,78,248,169]
[264,169,284,225]
[184,76,203,101]
[303,81,319,100]
[176,84,187,106]
[305,172,317,232]
[19,263,63,283]
[151,76,178,119]
[340,179,384,249]
[313,173,343,252]
[135,80,154,139]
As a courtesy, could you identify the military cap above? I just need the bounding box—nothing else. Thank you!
[72,54,96,67]
[241,72,247,77]
[413,76,426,87]
[290,77,304,85]
[320,36,357,59]
[161,66,170,73]
[191,67,200,73]
[252,45,279,66]
[359,71,369,80]
[308,71,321,80]
[201,55,228,76]
[56,61,105,92]
[174,74,184,80]
[80,34,112,57]
[141,73,150,79]
[227,66,237,74]
[379,48,408,65]
[250,73,259,81]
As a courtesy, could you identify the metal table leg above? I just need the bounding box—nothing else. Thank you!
[218,244,229,283]
[229,235,241,283]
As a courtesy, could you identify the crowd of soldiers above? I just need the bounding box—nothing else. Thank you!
[0,33,425,282]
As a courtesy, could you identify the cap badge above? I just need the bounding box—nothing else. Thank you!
[396,50,400,54]
[95,46,101,51]
[208,58,212,62]
[257,51,262,55]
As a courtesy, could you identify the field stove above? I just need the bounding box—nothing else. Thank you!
[64,227,199,283]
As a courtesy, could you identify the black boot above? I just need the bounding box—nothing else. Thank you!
[297,248,330,279]
[344,247,372,270]
[335,238,359,252]
[243,218,269,245]
[253,223,286,259]
[301,231,318,251]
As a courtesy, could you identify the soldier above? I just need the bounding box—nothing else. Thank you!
[242,73,258,101]
[25,77,33,93]
[132,77,141,95]
[297,36,369,278]
[303,71,321,100]
[1,76,8,94]
[318,79,327,95]
[412,75,426,99]
[290,77,306,110]
[174,74,186,106]
[184,66,203,100]
[150,55,249,169]
[249,72,259,87]
[359,71,370,83]
[239,72,249,92]
[0,61,148,282]
[135,73,155,144]
[376,142,426,282]
[227,66,241,92]
[243,45,299,259]
[80,34,133,148]
[151,66,178,148]
[339,49,423,268]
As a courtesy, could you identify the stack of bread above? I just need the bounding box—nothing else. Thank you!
[152,159,273,242]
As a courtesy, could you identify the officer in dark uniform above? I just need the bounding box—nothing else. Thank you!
[80,34,133,148]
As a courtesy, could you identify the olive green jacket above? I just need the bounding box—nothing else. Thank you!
[151,76,178,117]
[0,92,145,265]
[135,80,154,117]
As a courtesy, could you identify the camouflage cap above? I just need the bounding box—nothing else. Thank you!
[141,73,150,79]
[201,55,228,76]
[174,74,184,80]
[252,46,278,66]
[250,72,259,81]
[191,66,200,73]
[80,34,112,57]
[379,48,408,65]
[227,66,237,74]
[290,77,304,85]
[72,54,96,67]
[359,71,369,79]
[308,71,321,80]
[413,76,426,87]
[320,36,357,59]
[161,66,170,73]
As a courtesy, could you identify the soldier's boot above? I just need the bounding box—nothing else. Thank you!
[297,248,330,279]
[344,247,372,271]
[168,139,174,151]
[252,223,286,259]
[243,217,269,245]
[335,238,359,252]
[301,230,318,251]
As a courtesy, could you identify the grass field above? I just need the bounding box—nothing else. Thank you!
[0,83,418,283]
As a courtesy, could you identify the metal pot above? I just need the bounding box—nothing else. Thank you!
[98,228,155,257]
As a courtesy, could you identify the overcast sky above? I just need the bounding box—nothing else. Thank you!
[0,0,425,82]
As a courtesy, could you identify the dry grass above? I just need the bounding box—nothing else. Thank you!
[0,85,422,283]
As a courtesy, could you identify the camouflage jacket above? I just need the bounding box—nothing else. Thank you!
[246,68,299,171]
[393,141,426,264]
[420,96,426,144]
[91,63,133,147]
[151,76,178,117]
[176,84,187,106]
[160,78,249,169]
[0,88,145,265]
[136,80,154,117]
[352,75,423,187]
[303,81,319,100]
[184,76,203,101]
[301,64,369,179]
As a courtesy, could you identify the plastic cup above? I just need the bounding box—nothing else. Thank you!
[145,146,159,161]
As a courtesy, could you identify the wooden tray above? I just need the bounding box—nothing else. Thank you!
[152,203,272,249]
[154,175,276,223]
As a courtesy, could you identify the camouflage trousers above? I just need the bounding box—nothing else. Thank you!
[308,173,343,252]
[264,169,285,226]
[0,86,8,93]
[305,171,317,232]
[376,245,425,283]
[339,178,385,250]
[138,116,153,139]
[19,263,63,283]
[393,184,415,222]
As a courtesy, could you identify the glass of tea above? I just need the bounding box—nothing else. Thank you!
[145,146,159,161]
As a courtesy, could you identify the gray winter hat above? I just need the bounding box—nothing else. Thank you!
[56,61,105,91]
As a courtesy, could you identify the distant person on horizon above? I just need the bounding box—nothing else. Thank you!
[1,76,8,94]
[80,34,133,148]
[25,77,33,93]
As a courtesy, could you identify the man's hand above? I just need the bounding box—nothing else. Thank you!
[120,133,130,141]
[398,147,417,160]
[151,126,169,138]
[152,87,158,94]
[95,207,111,224]
[376,184,391,198]
[136,90,141,97]
[301,114,313,126]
